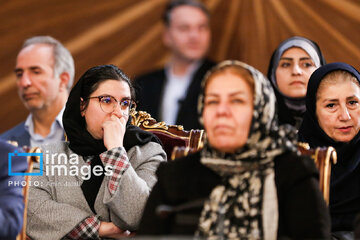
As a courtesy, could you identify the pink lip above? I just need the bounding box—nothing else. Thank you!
[22,93,38,100]
[337,126,353,133]
[290,81,305,86]
[187,43,201,48]
[214,125,233,131]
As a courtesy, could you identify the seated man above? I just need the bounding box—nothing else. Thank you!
[0,139,28,239]
[0,36,74,147]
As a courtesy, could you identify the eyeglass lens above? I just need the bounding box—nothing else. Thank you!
[99,96,133,114]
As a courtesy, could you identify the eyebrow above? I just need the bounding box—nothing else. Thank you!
[322,95,359,102]
[279,57,313,61]
[99,94,132,100]
[205,91,247,97]
[321,98,338,103]
[14,66,42,73]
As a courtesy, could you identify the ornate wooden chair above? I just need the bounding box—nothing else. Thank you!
[171,141,337,205]
[130,110,204,159]
[9,143,41,240]
[297,142,337,205]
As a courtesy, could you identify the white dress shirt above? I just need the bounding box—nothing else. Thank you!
[161,61,201,125]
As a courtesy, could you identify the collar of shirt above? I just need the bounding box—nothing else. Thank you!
[24,107,65,147]
[161,60,203,125]
[165,59,203,79]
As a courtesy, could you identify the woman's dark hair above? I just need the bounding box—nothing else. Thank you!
[79,64,135,109]
[163,0,210,26]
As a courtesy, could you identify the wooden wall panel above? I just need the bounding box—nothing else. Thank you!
[0,0,359,132]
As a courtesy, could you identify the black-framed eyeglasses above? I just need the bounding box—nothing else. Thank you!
[87,95,136,114]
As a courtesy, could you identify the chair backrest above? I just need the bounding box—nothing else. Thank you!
[16,146,41,240]
[172,142,337,205]
[130,110,204,159]
[297,142,337,205]
[171,145,200,161]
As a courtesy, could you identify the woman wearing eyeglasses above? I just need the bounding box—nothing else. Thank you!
[26,65,166,239]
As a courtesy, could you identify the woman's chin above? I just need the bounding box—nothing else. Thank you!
[334,136,354,143]
[212,144,240,153]
[89,131,103,140]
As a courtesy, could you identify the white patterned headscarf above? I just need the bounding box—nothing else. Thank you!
[196,60,298,239]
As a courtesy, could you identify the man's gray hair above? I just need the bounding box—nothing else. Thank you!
[22,36,75,91]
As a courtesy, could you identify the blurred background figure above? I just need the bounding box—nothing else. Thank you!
[267,36,326,129]
[0,36,74,147]
[299,62,360,239]
[1,1,360,135]
[138,60,330,239]
[134,0,215,130]
[0,139,28,239]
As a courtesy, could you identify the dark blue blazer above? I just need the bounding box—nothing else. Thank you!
[0,122,31,147]
[0,139,28,239]
[0,121,65,147]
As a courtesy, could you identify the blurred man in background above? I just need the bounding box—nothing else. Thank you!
[134,0,215,130]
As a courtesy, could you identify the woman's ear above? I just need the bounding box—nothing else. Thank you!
[80,97,86,116]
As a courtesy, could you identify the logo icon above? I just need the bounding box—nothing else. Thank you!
[8,150,43,176]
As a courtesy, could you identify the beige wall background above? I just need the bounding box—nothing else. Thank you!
[1,0,359,132]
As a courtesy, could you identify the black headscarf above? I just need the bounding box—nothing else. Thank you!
[63,64,160,213]
[298,62,360,231]
[267,36,326,128]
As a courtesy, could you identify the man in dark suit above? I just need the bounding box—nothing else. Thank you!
[0,36,74,147]
[0,139,28,239]
[134,0,215,130]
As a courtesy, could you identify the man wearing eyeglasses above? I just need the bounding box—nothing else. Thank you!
[0,36,74,147]
[134,0,215,130]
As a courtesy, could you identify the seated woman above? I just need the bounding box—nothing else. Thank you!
[267,36,326,128]
[26,65,166,239]
[138,60,330,239]
[298,62,360,237]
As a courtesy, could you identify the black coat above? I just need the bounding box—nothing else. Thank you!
[138,151,331,239]
[134,59,216,130]
[298,62,360,231]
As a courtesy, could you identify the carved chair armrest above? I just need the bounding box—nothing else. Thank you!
[131,110,204,159]
[16,146,41,240]
[298,142,337,205]
[171,146,200,160]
